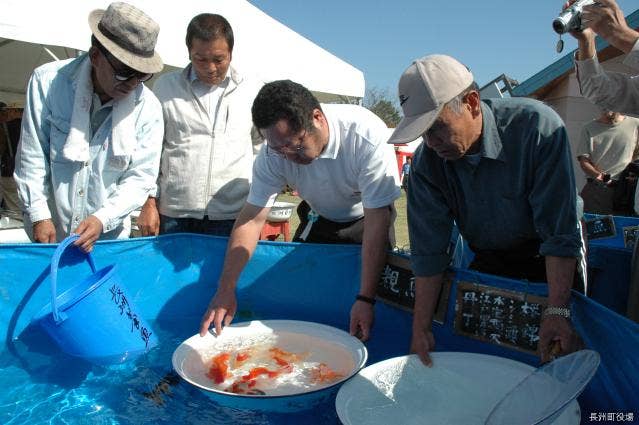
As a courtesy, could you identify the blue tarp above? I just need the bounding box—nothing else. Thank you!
[1,233,637,423]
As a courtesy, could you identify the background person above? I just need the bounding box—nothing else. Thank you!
[577,111,639,214]
[0,103,23,217]
[137,13,262,237]
[401,155,411,192]
[568,0,639,214]
[199,80,401,342]
[568,0,639,321]
[389,55,583,366]
[13,2,164,252]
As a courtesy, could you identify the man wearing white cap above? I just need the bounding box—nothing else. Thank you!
[14,2,164,252]
[388,54,583,365]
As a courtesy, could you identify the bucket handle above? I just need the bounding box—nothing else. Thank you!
[50,234,97,324]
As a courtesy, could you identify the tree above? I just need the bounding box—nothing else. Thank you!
[363,87,401,128]
[334,86,402,127]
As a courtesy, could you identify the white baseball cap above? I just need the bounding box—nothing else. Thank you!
[388,54,474,144]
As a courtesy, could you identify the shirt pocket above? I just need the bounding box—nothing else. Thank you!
[498,190,533,236]
[102,145,131,188]
[47,115,71,164]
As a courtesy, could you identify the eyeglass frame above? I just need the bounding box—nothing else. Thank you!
[94,42,153,83]
[264,128,309,159]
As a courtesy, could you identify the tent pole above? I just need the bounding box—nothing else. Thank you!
[41,46,60,61]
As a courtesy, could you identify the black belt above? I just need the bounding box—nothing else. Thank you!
[586,178,618,187]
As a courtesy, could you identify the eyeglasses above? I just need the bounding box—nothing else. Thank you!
[96,43,153,83]
[265,129,307,159]
[266,143,306,159]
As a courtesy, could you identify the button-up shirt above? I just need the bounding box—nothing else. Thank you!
[408,98,582,277]
[13,55,163,241]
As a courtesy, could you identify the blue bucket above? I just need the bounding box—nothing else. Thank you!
[31,234,158,365]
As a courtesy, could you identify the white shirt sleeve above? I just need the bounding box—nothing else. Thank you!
[246,149,286,208]
[575,48,639,115]
[357,138,401,209]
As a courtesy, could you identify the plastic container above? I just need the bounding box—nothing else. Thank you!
[31,234,157,365]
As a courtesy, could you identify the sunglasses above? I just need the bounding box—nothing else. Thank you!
[96,43,153,83]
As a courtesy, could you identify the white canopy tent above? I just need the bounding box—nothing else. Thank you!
[0,0,365,105]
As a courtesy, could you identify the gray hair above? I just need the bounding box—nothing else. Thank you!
[444,82,479,115]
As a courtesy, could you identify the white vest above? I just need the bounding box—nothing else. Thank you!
[152,65,261,219]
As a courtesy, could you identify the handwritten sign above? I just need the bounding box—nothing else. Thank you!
[377,253,451,324]
[623,225,639,249]
[454,281,547,354]
[109,284,153,348]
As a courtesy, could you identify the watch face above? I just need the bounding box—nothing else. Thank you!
[543,307,571,318]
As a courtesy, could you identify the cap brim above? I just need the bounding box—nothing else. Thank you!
[387,106,442,144]
[88,9,163,74]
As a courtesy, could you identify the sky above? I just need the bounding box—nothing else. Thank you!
[248,0,638,100]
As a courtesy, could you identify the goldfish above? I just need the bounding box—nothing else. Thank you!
[206,352,231,384]
[310,363,344,384]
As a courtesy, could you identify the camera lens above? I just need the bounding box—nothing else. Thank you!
[553,17,569,34]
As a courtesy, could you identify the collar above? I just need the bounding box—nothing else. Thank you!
[317,104,339,159]
[70,54,144,105]
[476,101,505,162]
[184,63,238,91]
[91,92,113,111]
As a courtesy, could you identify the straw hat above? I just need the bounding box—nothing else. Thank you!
[88,2,163,74]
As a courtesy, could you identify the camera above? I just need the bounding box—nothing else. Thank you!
[553,0,597,34]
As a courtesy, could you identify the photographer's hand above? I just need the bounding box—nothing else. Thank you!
[563,1,596,59]
[582,0,639,53]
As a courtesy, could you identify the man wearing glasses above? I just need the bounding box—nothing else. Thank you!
[388,55,583,366]
[200,80,401,342]
[14,2,163,252]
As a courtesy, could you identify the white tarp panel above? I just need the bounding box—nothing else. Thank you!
[0,0,365,105]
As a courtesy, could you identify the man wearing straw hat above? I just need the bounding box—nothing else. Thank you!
[14,2,164,252]
[388,54,584,365]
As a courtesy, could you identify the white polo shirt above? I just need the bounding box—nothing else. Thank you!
[247,104,401,222]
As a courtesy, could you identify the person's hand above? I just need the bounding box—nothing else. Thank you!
[538,315,581,363]
[199,285,237,337]
[138,197,160,236]
[349,300,374,341]
[581,0,630,42]
[410,322,436,367]
[73,215,103,253]
[563,1,596,42]
[33,219,56,243]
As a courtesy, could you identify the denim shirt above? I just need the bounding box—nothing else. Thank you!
[13,55,163,240]
[408,98,582,277]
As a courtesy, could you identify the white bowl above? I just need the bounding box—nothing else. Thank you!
[336,352,581,425]
[173,320,367,412]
